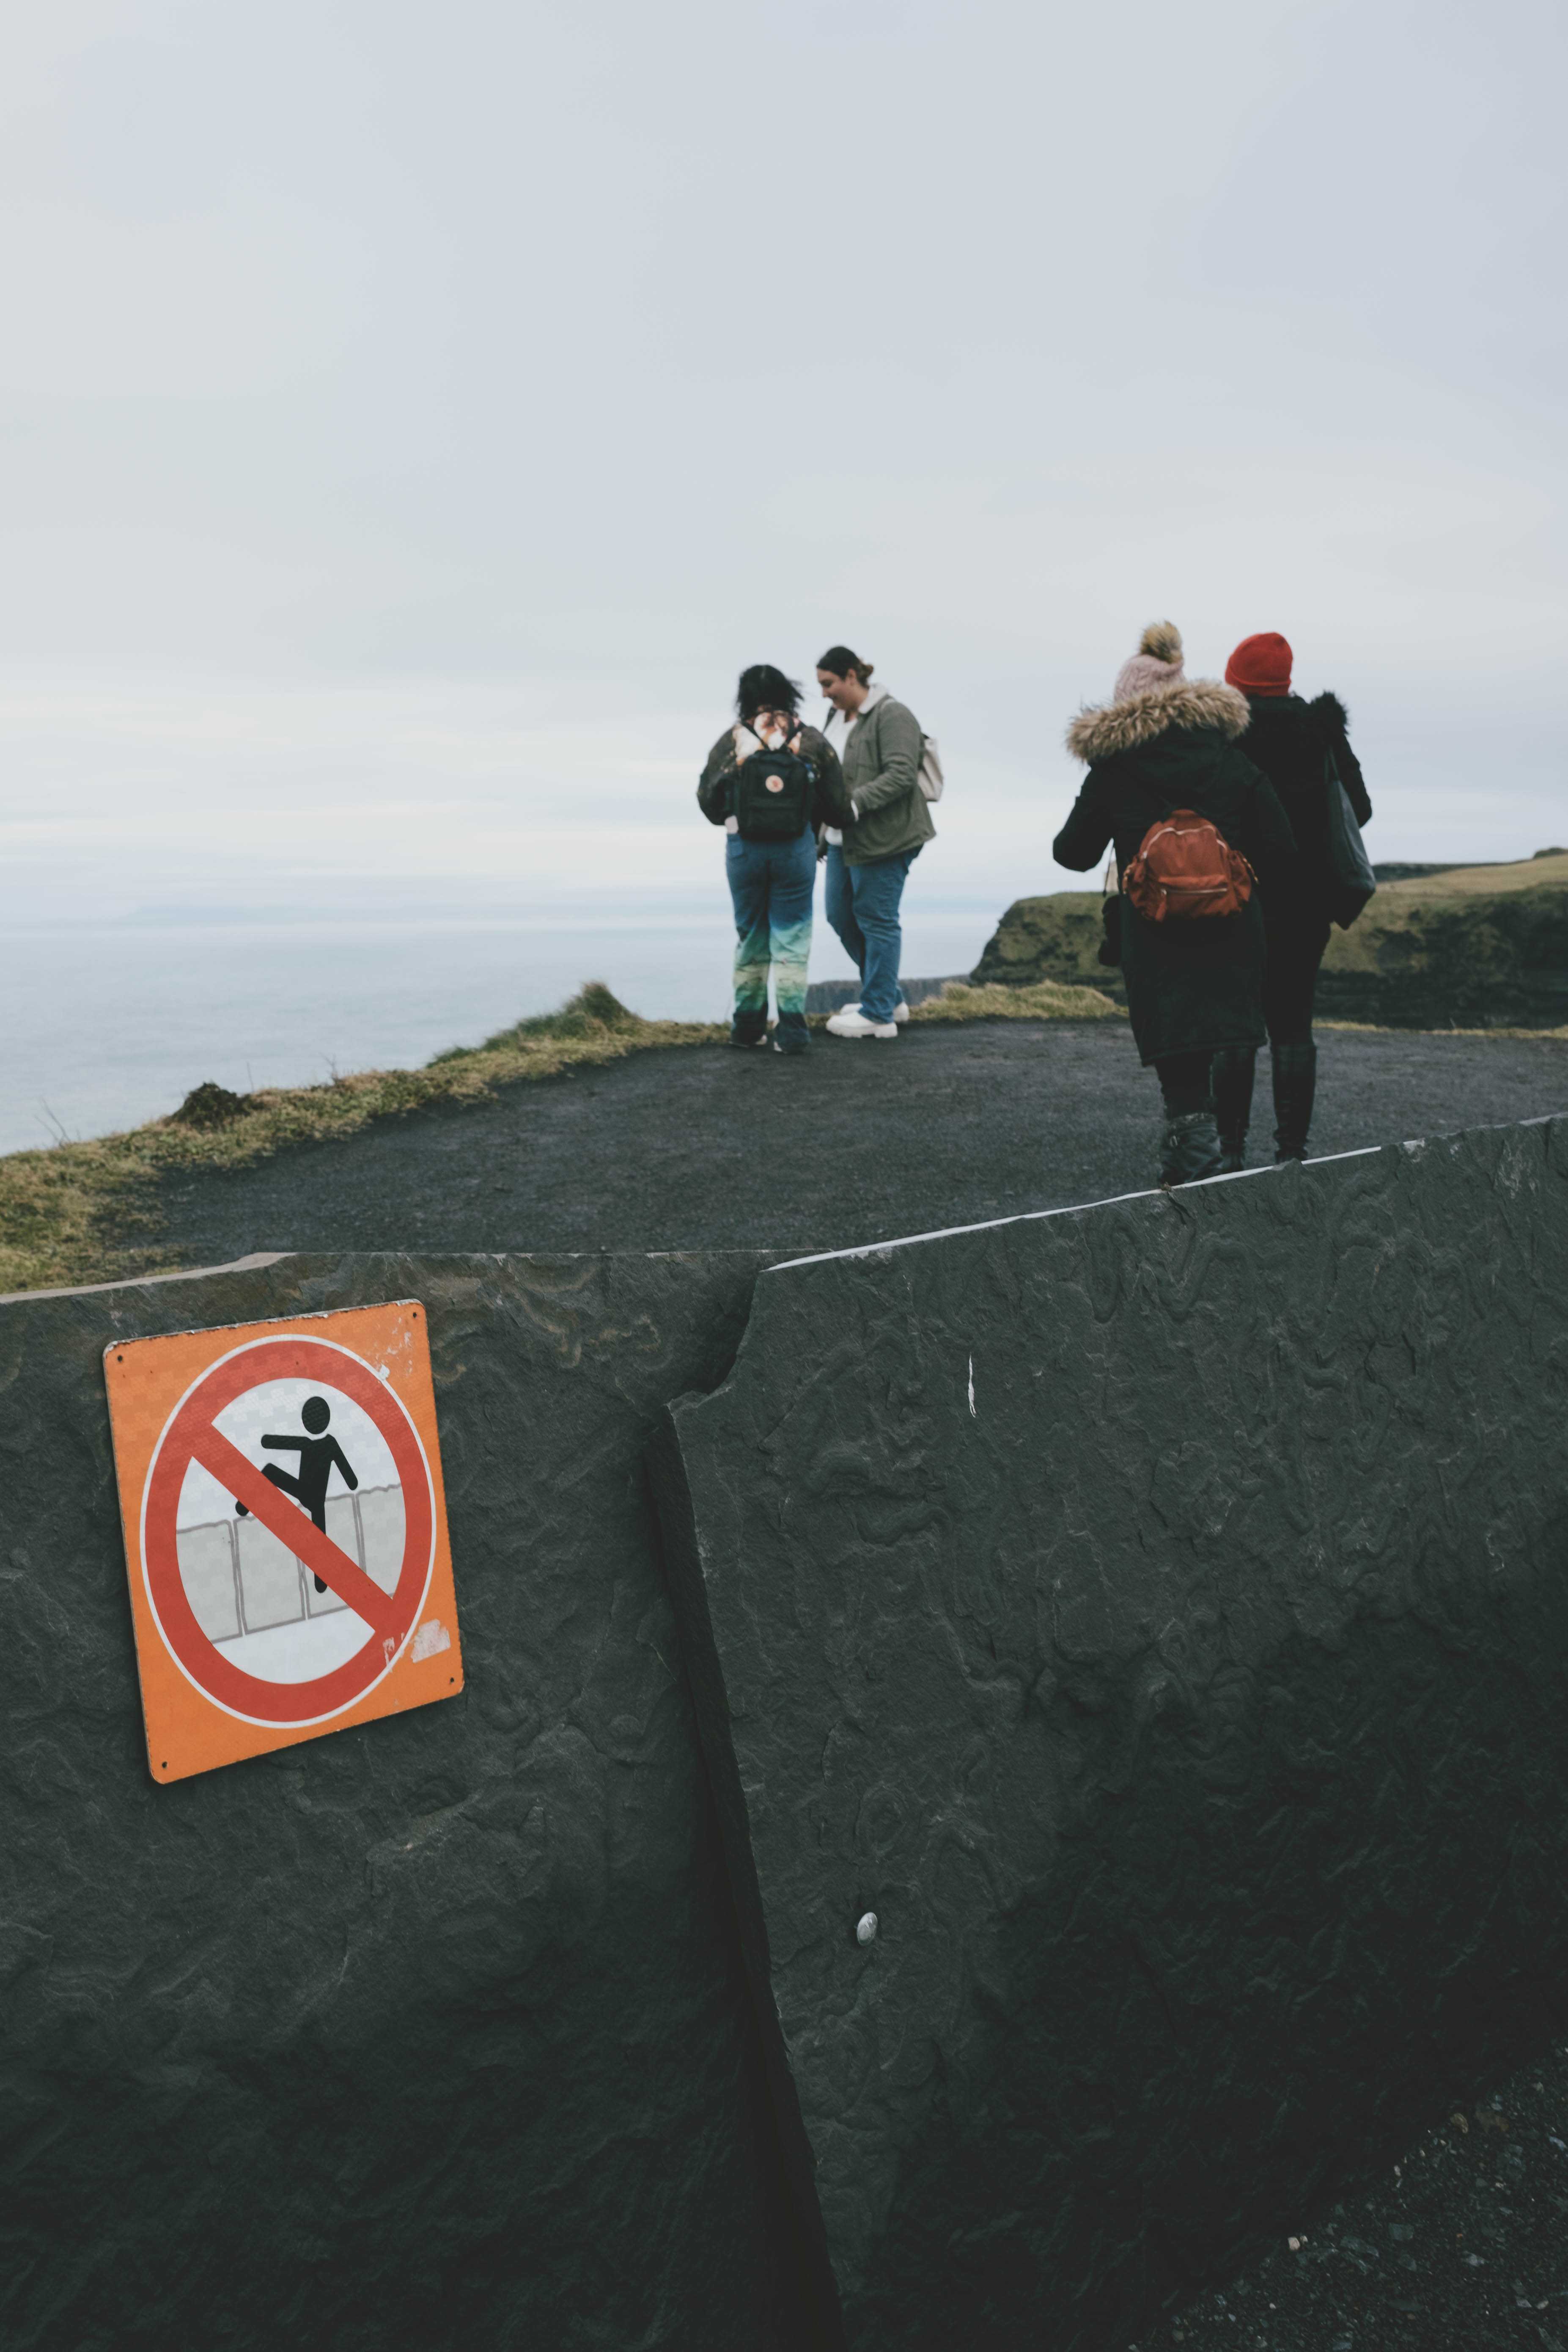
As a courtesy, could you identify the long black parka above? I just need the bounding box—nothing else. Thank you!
[1054,679,1298,1065]
[1234,690,1371,933]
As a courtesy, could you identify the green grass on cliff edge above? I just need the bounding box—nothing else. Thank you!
[975,852,1568,1031]
[0,976,1120,1297]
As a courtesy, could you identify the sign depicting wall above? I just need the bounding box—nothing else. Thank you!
[106,1300,462,1781]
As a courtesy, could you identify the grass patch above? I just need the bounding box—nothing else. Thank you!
[973,862,1568,1033]
[907,978,1122,1024]
[0,984,725,1297]
[1316,1019,1568,1040]
[1375,850,1568,899]
[24,965,1546,1302]
[0,974,1131,1297]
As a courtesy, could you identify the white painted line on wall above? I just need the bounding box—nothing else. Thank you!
[766,1150,1385,1274]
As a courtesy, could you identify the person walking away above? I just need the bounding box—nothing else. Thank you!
[815,646,934,1040]
[1054,621,1297,1186]
[698,664,847,1054]
[1211,632,1373,1166]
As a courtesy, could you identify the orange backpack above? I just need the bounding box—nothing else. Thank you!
[1123,808,1254,923]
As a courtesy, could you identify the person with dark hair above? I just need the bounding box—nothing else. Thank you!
[697,665,847,1053]
[1053,622,1298,1186]
[815,646,935,1040]
[1210,633,1373,1166]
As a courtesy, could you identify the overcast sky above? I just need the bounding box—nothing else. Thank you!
[1,0,1563,952]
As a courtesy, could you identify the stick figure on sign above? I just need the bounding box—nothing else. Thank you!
[235,1396,359,1592]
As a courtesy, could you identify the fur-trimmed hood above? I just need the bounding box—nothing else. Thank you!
[1066,678,1251,765]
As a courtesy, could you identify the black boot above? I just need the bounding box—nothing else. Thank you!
[1210,1046,1256,1174]
[1159,1104,1223,1187]
[1271,1041,1318,1161]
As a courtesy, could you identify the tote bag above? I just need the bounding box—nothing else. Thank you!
[1324,746,1376,929]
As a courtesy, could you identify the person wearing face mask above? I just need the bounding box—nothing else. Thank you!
[697,663,847,1054]
[815,645,935,1041]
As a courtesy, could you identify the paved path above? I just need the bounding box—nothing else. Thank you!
[1135,2031,1568,2352]
[154,1022,1568,1265]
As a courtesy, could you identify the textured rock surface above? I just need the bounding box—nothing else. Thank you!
[0,1250,804,2352]
[969,888,1117,997]
[1312,880,1568,1029]
[658,1119,1568,2349]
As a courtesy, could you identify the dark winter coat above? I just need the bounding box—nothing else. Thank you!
[697,723,847,834]
[1054,679,1299,1066]
[1234,690,1371,933]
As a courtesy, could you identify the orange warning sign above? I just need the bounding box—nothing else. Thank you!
[105,1300,463,1783]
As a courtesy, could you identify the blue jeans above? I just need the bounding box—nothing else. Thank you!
[824,845,919,1024]
[726,830,816,1044]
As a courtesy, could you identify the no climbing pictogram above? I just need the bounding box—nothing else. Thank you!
[107,1301,463,1783]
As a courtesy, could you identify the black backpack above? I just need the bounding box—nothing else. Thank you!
[733,741,816,841]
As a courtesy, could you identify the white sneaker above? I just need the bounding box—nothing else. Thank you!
[836,1000,910,1025]
[826,1008,899,1040]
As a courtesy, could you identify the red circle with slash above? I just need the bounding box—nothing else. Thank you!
[141,1335,435,1726]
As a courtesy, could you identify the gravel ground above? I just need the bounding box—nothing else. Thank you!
[153,1021,1568,1265]
[1134,2040,1568,2352]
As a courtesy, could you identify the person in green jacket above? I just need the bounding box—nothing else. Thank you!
[816,645,935,1040]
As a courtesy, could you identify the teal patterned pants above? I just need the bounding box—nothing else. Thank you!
[725,830,816,1044]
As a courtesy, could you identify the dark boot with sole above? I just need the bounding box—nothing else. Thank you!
[1271,1041,1318,1160]
[1159,1105,1223,1187]
[1210,1046,1256,1174]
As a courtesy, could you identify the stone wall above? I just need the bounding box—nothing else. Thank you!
[9,1121,1567,2352]
[0,1250,806,2352]
[656,1119,1568,2348]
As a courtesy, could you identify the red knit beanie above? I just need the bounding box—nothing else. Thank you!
[1225,632,1293,696]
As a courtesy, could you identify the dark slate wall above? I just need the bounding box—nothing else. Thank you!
[0,1250,806,2352]
[657,1118,1568,2350]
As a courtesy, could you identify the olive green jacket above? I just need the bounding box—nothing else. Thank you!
[829,690,936,866]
